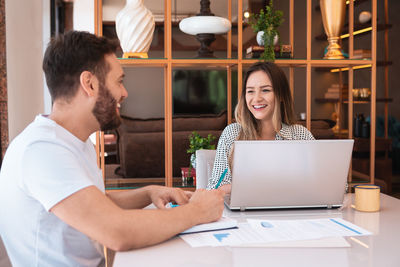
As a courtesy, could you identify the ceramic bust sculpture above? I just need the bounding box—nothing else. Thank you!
[115,0,155,58]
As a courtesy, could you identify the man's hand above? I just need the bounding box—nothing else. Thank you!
[147,186,193,209]
[188,189,225,225]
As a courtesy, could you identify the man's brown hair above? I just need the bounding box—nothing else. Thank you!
[42,31,118,102]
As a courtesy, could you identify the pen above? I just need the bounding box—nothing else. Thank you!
[167,202,179,208]
[215,168,228,189]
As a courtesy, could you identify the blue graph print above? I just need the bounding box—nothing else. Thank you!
[213,233,230,242]
[261,221,274,228]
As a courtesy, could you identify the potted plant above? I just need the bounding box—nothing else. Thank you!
[182,131,216,186]
[249,0,284,61]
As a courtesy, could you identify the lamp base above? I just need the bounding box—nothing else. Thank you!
[196,33,216,58]
[122,52,149,59]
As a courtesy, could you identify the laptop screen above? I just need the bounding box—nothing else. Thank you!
[227,140,354,210]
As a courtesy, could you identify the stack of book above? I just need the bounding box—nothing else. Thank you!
[351,49,371,59]
[246,45,292,59]
[324,84,348,99]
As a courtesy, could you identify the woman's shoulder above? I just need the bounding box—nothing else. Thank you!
[223,122,241,132]
[220,123,241,140]
[287,123,308,131]
[282,123,315,140]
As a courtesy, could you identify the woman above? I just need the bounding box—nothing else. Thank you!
[207,62,314,193]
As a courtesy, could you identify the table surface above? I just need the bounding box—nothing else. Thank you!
[113,194,400,267]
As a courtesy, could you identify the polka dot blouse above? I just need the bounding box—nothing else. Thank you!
[206,123,315,189]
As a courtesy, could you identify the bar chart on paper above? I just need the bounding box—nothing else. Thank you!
[214,233,231,242]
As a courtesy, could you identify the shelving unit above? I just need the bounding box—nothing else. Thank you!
[314,0,391,190]
[94,0,378,189]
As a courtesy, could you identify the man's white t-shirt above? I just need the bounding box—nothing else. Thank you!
[0,115,105,267]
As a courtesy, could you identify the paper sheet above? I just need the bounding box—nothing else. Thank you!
[180,216,237,234]
[180,218,370,248]
[234,236,350,248]
[247,218,371,242]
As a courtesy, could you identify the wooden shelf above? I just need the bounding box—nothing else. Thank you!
[315,98,393,104]
[314,60,391,72]
[104,20,249,28]
[105,177,195,191]
[117,58,376,68]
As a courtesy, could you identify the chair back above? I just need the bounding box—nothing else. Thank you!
[195,149,216,189]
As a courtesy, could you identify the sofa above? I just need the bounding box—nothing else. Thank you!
[297,119,336,139]
[115,111,227,178]
[114,114,335,178]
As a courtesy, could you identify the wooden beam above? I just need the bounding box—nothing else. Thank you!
[370,0,377,184]
[306,0,311,130]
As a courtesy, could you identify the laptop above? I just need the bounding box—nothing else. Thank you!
[225,139,354,211]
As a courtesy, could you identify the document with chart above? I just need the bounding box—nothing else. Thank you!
[180,218,371,247]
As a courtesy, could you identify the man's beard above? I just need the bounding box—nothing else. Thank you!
[92,82,122,131]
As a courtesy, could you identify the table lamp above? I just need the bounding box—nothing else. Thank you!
[179,0,231,58]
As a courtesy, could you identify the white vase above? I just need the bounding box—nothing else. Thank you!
[115,0,155,58]
[256,31,278,46]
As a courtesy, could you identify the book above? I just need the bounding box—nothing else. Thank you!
[246,45,292,59]
[351,49,371,59]
[246,51,292,59]
[180,216,238,234]
[353,49,371,54]
[351,54,371,59]
[324,92,339,98]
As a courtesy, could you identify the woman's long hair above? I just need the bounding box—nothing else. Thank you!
[234,62,296,140]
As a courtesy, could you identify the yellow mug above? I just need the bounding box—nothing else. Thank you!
[353,185,380,212]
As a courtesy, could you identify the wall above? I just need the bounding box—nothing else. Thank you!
[73,0,95,33]
[121,67,164,118]
[42,0,51,114]
[5,0,45,141]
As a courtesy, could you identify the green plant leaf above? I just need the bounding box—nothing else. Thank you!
[187,131,217,154]
[248,0,284,61]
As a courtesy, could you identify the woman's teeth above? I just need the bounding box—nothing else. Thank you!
[253,104,266,109]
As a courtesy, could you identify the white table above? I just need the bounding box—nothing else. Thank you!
[113,194,400,267]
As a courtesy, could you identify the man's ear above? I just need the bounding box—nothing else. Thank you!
[80,71,99,97]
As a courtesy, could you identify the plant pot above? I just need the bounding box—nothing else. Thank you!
[256,31,278,46]
[181,167,196,186]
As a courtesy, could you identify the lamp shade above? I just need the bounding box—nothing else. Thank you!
[179,16,231,35]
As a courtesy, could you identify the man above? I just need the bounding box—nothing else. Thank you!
[0,31,225,266]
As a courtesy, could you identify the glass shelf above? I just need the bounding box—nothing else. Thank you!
[105,177,195,190]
